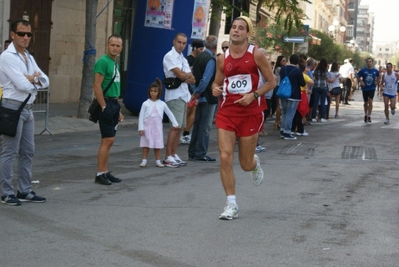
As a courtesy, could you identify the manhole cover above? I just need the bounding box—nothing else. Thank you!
[279,143,316,156]
[341,146,377,160]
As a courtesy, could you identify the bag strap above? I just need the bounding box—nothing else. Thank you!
[17,94,31,112]
[284,67,295,78]
[102,63,117,96]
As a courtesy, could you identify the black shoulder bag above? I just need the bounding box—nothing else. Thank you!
[0,94,31,137]
[88,65,117,123]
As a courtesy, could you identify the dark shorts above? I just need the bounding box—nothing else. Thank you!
[362,90,375,102]
[99,98,120,138]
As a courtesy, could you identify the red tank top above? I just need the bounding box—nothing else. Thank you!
[219,45,266,116]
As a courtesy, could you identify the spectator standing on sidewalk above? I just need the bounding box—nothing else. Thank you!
[188,35,218,162]
[311,59,332,123]
[181,39,204,145]
[339,58,355,105]
[279,54,306,140]
[163,33,195,167]
[93,35,124,185]
[0,19,49,205]
[271,55,287,129]
[138,78,179,167]
[212,16,275,220]
[328,62,342,118]
[357,58,380,123]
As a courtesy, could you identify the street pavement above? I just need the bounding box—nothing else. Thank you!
[1,91,399,267]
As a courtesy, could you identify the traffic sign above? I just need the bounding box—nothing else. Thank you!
[283,36,305,43]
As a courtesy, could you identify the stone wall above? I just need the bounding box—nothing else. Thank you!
[49,0,113,103]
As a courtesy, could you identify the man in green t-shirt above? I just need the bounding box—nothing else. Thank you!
[92,35,124,185]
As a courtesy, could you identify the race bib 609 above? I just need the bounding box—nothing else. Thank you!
[227,74,252,94]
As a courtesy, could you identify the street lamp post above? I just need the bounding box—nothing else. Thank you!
[347,39,358,52]
[328,19,346,43]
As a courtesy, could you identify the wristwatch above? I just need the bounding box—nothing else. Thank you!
[253,91,260,99]
[33,76,38,84]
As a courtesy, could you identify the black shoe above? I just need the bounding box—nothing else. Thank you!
[106,172,121,183]
[195,156,216,162]
[344,102,351,105]
[17,191,46,203]
[364,115,367,123]
[368,116,371,123]
[95,173,111,185]
[1,195,21,206]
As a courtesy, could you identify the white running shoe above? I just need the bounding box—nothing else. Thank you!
[391,109,395,115]
[311,118,317,123]
[163,156,180,168]
[384,119,390,125]
[180,135,191,144]
[173,154,187,166]
[251,154,264,186]
[320,118,327,123]
[255,145,266,153]
[219,203,238,220]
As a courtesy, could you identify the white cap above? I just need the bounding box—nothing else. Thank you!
[344,59,349,63]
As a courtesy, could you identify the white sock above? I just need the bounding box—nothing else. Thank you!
[156,160,161,165]
[227,195,236,205]
[96,172,105,176]
[141,159,147,164]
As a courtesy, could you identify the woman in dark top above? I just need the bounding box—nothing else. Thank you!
[311,59,334,122]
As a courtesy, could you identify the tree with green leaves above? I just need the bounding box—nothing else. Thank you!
[208,0,311,37]
[255,18,308,57]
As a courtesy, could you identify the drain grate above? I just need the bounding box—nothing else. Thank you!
[279,143,316,156]
[341,146,377,160]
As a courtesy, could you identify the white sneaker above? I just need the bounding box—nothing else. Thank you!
[180,135,191,144]
[173,154,187,166]
[391,109,395,115]
[320,118,327,123]
[156,162,164,168]
[219,203,238,220]
[296,131,309,136]
[139,162,146,167]
[163,156,180,168]
[384,119,390,125]
[311,118,317,123]
[251,154,264,186]
[255,145,266,153]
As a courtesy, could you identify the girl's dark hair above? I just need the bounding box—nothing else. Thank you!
[330,62,339,72]
[275,56,285,68]
[148,78,163,99]
[274,55,286,73]
[314,58,328,74]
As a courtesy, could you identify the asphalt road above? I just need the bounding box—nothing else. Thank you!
[1,95,399,267]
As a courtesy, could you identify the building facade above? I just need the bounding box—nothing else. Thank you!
[0,0,127,103]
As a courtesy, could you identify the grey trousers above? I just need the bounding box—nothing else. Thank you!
[0,102,35,196]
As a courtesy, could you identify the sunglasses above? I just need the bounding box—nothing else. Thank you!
[15,31,33,37]
[222,46,229,50]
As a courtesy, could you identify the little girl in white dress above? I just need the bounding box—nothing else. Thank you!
[138,78,178,167]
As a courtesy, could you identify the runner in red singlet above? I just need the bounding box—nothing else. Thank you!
[212,16,276,220]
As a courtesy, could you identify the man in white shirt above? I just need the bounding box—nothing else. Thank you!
[162,33,195,167]
[339,58,355,105]
[0,19,49,206]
